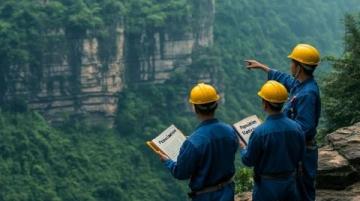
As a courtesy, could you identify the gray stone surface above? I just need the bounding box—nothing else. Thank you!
[327,122,360,172]
[317,182,360,201]
[317,145,358,189]
[235,192,251,201]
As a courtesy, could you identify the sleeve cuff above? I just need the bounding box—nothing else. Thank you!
[163,159,175,169]
[239,148,247,156]
[267,69,276,80]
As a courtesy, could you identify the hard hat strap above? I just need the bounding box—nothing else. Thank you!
[299,63,315,76]
[293,64,301,79]
[300,63,314,71]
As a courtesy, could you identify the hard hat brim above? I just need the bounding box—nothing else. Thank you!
[287,55,320,66]
[257,91,286,103]
[189,95,220,105]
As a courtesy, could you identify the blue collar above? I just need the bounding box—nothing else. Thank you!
[291,77,315,93]
[266,113,286,120]
[300,77,314,85]
[296,77,315,87]
[197,118,219,128]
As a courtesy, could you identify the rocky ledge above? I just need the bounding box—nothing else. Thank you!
[236,122,360,201]
[317,122,360,201]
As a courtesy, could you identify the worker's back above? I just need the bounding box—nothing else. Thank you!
[251,113,305,175]
[187,118,238,191]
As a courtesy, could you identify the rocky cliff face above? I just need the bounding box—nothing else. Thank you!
[125,0,215,84]
[9,28,126,122]
[5,0,215,122]
[236,122,360,201]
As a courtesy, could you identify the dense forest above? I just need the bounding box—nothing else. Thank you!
[0,0,359,200]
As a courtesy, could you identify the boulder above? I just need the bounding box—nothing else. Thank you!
[317,145,358,189]
[317,182,360,201]
[235,192,251,201]
[315,122,360,200]
[327,122,360,172]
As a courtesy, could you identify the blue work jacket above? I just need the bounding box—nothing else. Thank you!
[268,70,321,141]
[240,113,305,176]
[164,118,238,191]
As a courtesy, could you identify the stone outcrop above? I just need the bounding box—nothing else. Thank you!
[5,1,215,123]
[236,122,360,201]
[317,145,358,190]
[326,123,360,172]
[317,183,360,201]
[235,192,251,201]
[316,122,360,201]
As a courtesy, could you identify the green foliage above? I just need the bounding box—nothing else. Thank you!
[234,167,253,194]
[188,47,223,83]
[116,83,197,137]
[124,0,190,34]
[322,14,360,132]
[0,111,187,201]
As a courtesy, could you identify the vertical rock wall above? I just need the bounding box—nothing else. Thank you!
[125,0,215,84]
[5,1,215,123]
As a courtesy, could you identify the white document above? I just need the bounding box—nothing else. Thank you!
[151,125,186,161]
[233,115,262,144]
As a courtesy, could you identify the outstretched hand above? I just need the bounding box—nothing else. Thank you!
[244,60,270,72]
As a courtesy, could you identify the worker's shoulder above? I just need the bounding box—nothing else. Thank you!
[255,116,301,134]
[211,121,237,137]
[252,123,268,136]
[197,120,233,133]
[213,121,234,130]
[301,79,320,94]
[187,128,209,146]
[282,116,303,131]
[188,121,234,145]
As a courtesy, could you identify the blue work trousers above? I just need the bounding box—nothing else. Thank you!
[252,176,300,201]
[298,147,318,201]
[192,183,235,201]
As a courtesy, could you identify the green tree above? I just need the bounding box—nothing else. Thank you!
[322,14,360,132]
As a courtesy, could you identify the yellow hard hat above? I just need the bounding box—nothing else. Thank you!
[288,44,320,65]
[189,83,220,104]
[257,80,288,103]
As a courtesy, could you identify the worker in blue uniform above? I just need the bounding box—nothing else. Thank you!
[239,80,305,201]
[244,44,321,201]
[157,83,239,201]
